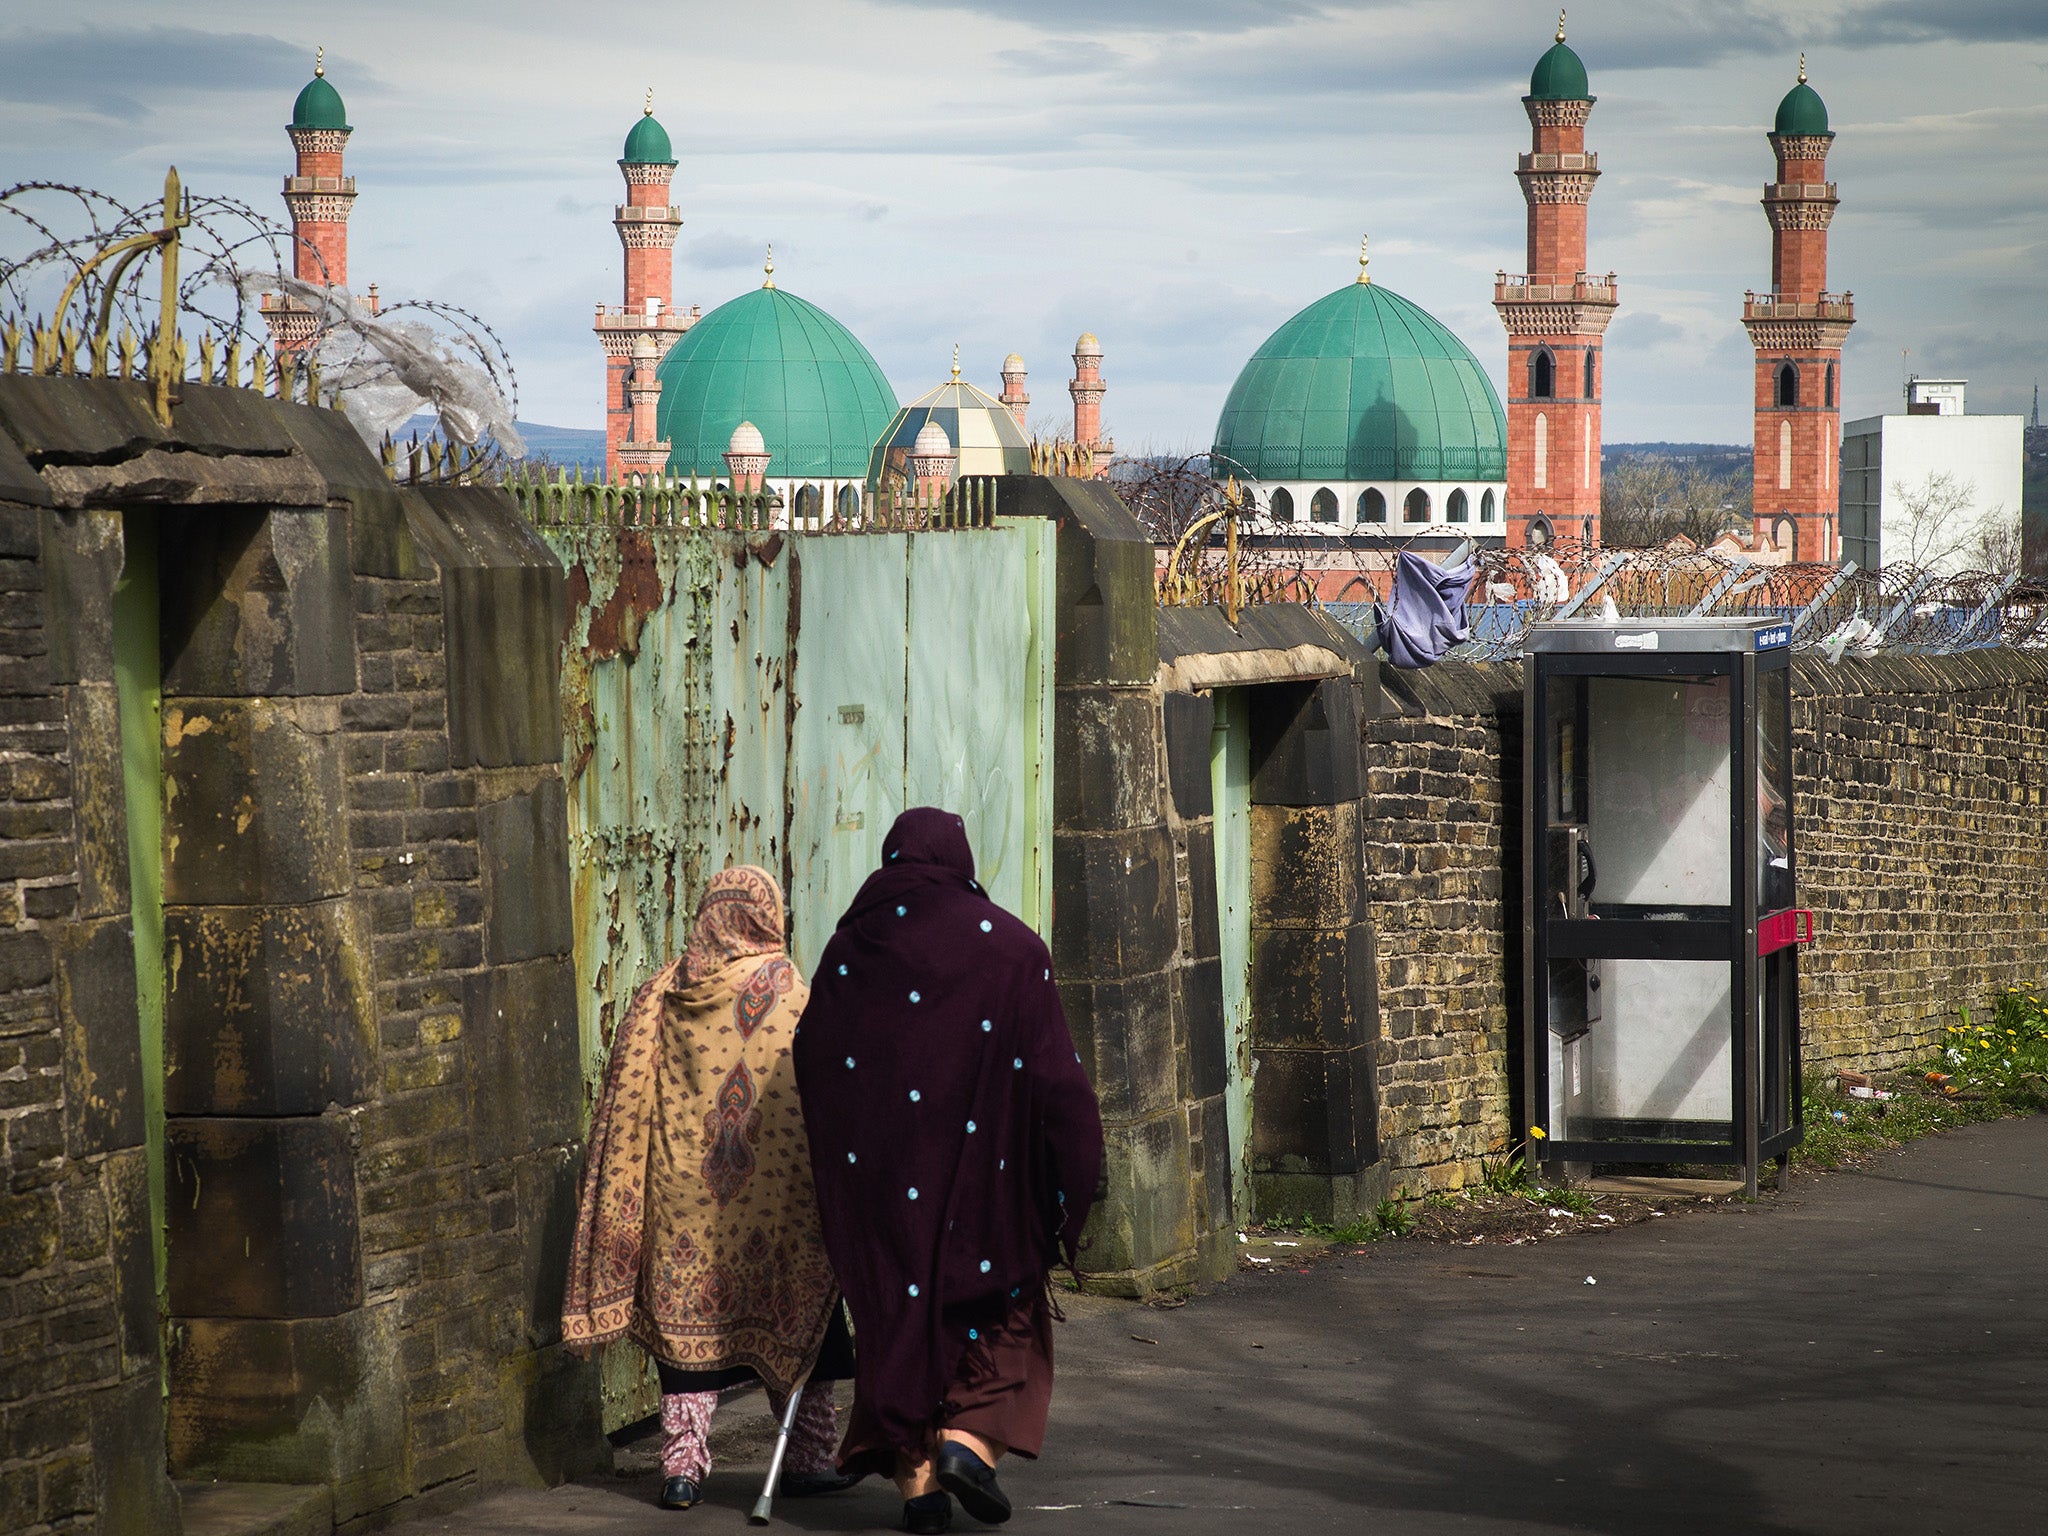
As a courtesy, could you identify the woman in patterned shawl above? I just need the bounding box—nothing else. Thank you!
[563,866,857,1512]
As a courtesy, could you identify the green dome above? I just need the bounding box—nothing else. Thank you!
[623,111,674,165]
[655,286,899,481]
[1528,39,1590,101]
[1211,278,1507,484]
[1774,79,1830,137]
[291,73,348,131]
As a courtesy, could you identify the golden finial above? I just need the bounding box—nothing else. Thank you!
[762,245,775,290]
[1356,234,1370,285]
[1798,52,1807,84]
[950,343,961,381]
[1556,9,1566,43]
[644,88,654,116]
[315,45,325,78]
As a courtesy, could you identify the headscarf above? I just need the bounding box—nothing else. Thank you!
[685,864,784,982]
[561,866,839,1395]
[793,808,1104,1455]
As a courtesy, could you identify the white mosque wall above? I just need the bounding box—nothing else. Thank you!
[1236,480,1509,537]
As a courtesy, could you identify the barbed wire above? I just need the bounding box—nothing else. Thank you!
[1381,539,2047,661]
[0,175,520,467]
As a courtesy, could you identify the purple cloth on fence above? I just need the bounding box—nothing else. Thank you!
[792,807,1104,1461]
[1378,549,1476,668]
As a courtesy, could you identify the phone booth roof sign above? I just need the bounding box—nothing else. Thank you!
[1526,617,1791,655]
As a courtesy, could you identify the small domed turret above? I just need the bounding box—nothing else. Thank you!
[1528,10,1590,101]
[292,49,348,130]
[1073,332,1102,357]
[623,91,676,165]
[1774,57,1830,136]
[727,420,767,457]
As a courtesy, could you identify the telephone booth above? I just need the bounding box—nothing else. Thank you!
[1523,617,1808,1196]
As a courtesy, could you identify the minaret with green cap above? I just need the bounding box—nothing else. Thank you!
[1494,10,1617,550]
[596,91,694,478]
[264,47,357,352]
[1742,54,1853,562]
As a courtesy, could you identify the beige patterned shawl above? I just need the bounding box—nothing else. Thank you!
[561,867,837,1395]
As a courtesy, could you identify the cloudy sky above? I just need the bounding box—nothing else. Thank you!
[4,0,2044,448]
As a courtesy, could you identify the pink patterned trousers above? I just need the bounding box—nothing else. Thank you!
[660,1382,841,1484]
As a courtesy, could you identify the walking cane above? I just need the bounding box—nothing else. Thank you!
[748,1374,811,1526]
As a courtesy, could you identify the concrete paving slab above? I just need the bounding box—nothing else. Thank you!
[401,1114,2048,1535]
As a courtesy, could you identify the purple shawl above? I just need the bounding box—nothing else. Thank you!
[793,808,1104,1455]
[1378,548,1476,669]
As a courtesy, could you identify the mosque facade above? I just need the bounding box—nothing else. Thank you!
[262,42,1850,560]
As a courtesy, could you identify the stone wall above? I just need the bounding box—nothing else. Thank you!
[1794,650,2048,1072]
[0,426,177,1536]
[0,375,597,1536]
[1364,648,2048,1197]
[1362,661,1522,1199]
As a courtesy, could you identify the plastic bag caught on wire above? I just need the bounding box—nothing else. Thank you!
[237,276,522,458]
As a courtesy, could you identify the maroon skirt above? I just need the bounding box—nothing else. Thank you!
[838,1292,1054,1477]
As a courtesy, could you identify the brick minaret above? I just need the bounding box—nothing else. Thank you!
[1494,13,1617,549]
[595,94,693,480]
[1000,352,1029,430]
[616,334,670,479]
[1070,334,1112,472]
[1744,57,1853,563]
[263,50,356,354]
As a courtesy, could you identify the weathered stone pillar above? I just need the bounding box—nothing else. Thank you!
[1247,676,1386,1223]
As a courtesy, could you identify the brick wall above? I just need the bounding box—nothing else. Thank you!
[1364,662,1521,1198]
[1363,649,2048,1197]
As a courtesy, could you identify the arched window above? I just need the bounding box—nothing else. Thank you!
[1270,487,1295,522]
[1531,349,1555,400]
[836,483,862,520]
[1776,363,1800,408]
[1824,363,1836,408]
[1310,487,1338,523]
[1480,489,1497,523]
[1403,487,1431,523]
[1527,514,1554,548]
[1774,517,1798,558]
[1446,489,1469,523]
[1534,411,1549,489]
[794,483,822,521]
[1358,488,1387,523]
[1584,348,1597,398]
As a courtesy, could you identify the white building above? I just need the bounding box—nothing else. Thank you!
[1840,378,2024,573]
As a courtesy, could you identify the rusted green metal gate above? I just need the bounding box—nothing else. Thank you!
[516,478,1053,1428]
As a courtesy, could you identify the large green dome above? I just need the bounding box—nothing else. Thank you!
[655,286,899,481]
[1210,278,1507,484]
[291,73,348,131]
[623,111,674,165]
[1774,79,1830,136]
[1528,39,1590,101]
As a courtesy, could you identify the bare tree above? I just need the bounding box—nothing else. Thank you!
[1890,470,1989,572]
[1601,457,1747,548]
[1969,505,2022,574]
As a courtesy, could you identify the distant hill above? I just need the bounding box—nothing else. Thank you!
[1605,442,1749,466]
[396,414,606,472]
[515,421,606,471]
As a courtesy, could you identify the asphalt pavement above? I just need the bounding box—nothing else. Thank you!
[419,1113,2048,1536]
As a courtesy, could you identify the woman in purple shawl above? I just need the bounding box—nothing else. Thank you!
[794,808,1103,1533]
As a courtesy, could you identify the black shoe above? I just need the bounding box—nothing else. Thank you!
[935,1443,1011,1525]
[659,1476,701,1510]
[903,1491,953,1534]
[781,1469,861,1497]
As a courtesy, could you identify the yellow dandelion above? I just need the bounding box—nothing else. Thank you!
[1530,1126,1548,1140]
